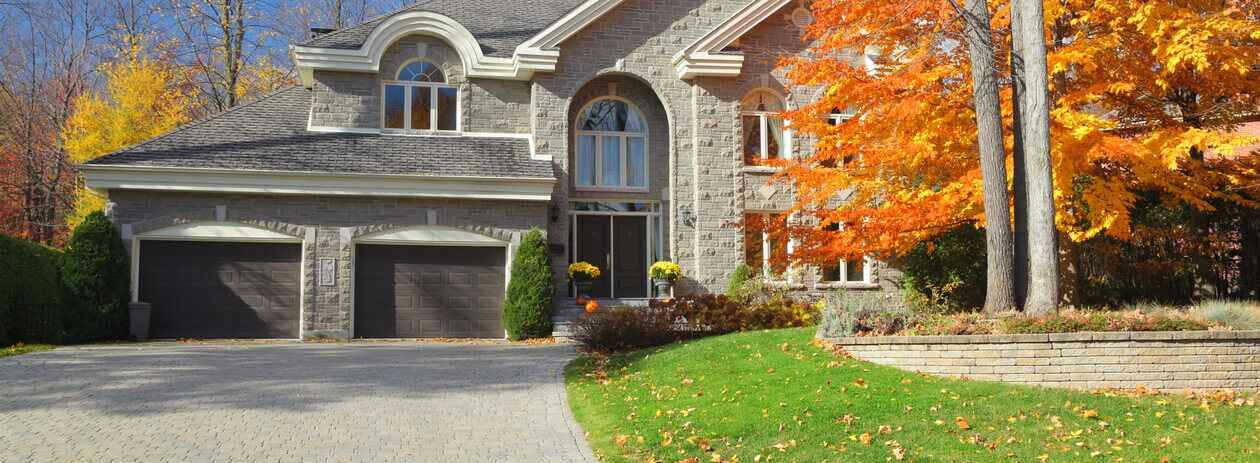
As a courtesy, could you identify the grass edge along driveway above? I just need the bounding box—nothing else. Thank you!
[565,328,1259,462]
[0,343,55,358]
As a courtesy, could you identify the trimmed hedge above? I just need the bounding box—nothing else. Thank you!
[61,211,130,343]
[503,229,554,340]
[0,235,66,345]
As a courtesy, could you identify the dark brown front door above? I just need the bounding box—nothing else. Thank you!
[613,216,648,298]
[574,215,648,298]
[140,241,301,339]
[575,216,612,298]
[354,244,505,338]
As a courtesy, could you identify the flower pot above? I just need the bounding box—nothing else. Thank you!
[653,278,674,298]
[574,280,594,300]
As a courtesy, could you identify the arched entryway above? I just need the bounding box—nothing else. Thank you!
[565,74,671,299]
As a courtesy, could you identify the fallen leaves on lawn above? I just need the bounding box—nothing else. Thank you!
[955,416,971,430]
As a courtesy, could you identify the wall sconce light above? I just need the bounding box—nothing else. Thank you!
[677,205,695,228]
[549,205,560,223]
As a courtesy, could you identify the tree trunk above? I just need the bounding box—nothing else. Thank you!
[1015,0,1060,315]
[1009,4,1030,309]
[959,0,1016,314]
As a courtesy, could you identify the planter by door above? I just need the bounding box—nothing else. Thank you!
[653,278,673,298]
[574,280,594,300]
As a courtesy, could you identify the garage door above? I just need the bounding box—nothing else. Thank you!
[139,241,301,339]
[354,244,505,338]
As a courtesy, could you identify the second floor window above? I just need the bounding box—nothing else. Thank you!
[742,90,788,165]
[575,98,648,190]
[383,60,459,133]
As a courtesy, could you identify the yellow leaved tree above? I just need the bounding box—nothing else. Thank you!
[63,44,195,229]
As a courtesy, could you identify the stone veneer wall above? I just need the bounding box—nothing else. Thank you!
[832,331,1260,392]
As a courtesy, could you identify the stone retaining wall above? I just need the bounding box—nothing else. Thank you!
[830,331,1260,392]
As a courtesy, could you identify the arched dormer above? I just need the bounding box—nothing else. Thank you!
[293,11,532,84]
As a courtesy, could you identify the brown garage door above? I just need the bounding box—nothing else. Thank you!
[354,244,505,338]
[140,241,301,339]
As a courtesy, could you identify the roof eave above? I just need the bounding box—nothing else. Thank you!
[83,165,557,202]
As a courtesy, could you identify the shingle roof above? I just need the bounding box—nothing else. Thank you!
[86,86,553,179]
[299,0,588,58]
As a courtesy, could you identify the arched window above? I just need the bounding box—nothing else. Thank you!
[383,60,459,132]
[574,98,648,190]
[741,90,788,165]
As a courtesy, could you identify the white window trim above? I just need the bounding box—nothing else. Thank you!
[741,90,793,165]
[381,61,461,134]
[825,112,855,167]
[830,256,875,285]
[749,212,791,280]
[573,97,650,192]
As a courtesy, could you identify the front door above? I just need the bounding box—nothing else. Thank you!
[574,215,648,298]
[613,216,648,298]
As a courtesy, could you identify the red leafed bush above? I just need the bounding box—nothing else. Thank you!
[570,294,820,352]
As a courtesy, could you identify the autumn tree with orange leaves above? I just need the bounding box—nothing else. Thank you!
[780,0,1260,310]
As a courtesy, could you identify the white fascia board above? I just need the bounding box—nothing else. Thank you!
[83,165,556,202]
[515,0,626,55]
[673,0,795,79]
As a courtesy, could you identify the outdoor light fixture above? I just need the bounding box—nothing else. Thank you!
[549,205,560,223]
[677,204,695,227]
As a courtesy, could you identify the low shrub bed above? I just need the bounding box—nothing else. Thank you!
[819,304,1234,338]
[570,294,820,351]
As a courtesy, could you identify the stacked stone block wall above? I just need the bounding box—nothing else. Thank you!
[833,332,1260,392]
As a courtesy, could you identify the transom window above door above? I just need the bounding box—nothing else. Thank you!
[575,98,648,191]
[383,60,459,133]
[742,90,790,165]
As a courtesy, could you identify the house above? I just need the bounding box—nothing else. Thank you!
[83,0,900,341]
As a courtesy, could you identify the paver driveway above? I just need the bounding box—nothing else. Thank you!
[0,342,594,462]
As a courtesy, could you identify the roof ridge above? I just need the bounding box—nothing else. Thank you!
[88,85,304,164]
[297,1,439,48]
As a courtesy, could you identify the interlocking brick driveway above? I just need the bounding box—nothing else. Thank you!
[0,342,594,462]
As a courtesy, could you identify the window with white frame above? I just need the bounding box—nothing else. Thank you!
[818,222,874,284]
[382,60,459,133]
[574,98,648,190]
[821,108,857,168]
[745,213,790,278]
[742,90,789,165]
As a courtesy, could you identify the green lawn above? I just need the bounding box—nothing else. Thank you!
[565,328,1259,462]
[0,343,56,358]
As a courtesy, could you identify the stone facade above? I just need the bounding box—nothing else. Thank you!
[833,331,1260,392]
[109,191,545,338]
[105,1,904,339]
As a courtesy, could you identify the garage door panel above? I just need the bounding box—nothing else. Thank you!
[355,244,505,338]
[140,241,301,339]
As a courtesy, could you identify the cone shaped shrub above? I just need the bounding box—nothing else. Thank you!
[503,229,554,340]
[61,211,130,342]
